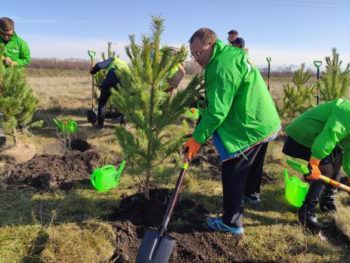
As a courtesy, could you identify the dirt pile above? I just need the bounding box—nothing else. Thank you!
[6,139,100,190]
[107,189,246,262]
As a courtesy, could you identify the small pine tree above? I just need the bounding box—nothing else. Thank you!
[111,17,200,198]
[0,46,38,142]
[280,64,314,118]
[318,48,350,101]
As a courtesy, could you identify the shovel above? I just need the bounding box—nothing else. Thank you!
[313,60,322,105]
[266,57,271,91]
[87,50,97,124]
[136,157,190,263]
[287,159,350,193]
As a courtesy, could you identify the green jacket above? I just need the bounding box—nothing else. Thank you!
[193,40,280,153]
[285,99,350,176]
[107,57,130,76]
[0,33,31,67]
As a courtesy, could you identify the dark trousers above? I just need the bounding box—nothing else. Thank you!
[97,69,120,126]
[221,142,268,227]
[282,137,342,210]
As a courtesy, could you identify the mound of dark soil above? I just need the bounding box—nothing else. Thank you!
[6,147,99,190]
[70,138,91,152]
[108,189,247,262]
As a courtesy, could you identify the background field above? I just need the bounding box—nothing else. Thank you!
[0,66,349,263]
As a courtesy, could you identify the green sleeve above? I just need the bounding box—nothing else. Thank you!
[17,39,31,66]
[192,69,240,144]
[311,113,348,160]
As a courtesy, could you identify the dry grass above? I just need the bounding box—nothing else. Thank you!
[334,193,350,240]
[1,70,349,262]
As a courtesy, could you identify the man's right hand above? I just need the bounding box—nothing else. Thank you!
[305,157,321,180]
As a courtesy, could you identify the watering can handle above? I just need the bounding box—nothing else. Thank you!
[313,60,322,68]
[287,159,350,193]
[102,165,116,171]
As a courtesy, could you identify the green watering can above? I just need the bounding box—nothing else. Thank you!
[184,108,199,121]
[53,118,79,134]
[90,160,126,192]
[284,169,309,208]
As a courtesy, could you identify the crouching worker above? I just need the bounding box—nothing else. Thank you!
[90,56,130,129]
[282,98,350,232]
[184,28,281,235]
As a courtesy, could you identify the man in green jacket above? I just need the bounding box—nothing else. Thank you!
[0,17,31,146]
[184,28,280,235]
[0,17,31,67]
[283,99,350,232]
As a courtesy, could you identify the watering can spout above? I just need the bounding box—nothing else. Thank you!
[115,160,126,180]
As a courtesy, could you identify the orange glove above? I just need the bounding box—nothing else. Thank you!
[306,157,321,180]
[183,137,201,160]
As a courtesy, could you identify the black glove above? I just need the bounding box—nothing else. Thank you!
[90,57,114,75]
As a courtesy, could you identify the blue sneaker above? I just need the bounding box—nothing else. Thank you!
[207,217,244,235]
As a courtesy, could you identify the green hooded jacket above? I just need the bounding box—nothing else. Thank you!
[0,33,31,67]
[193,40,280,153]
[285,99,350,176]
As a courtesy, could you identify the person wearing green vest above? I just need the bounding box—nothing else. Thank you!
[0,17,31,67]
[283,99,350,232]
[90,56,130,129]
[184,28,281,235]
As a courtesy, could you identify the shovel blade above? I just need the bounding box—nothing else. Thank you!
[136,230,176,263]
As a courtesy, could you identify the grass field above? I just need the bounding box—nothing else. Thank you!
[0,69,349,262]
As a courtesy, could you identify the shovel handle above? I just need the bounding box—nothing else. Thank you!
[313,60,322,68]
[287,159,350,193]
[159,158,189,237]
[88,50,96,60]
[320,175,350,193]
